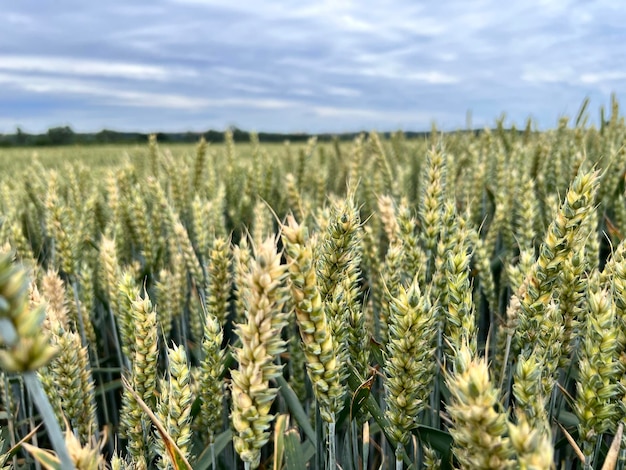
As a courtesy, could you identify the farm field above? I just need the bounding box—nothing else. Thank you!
[0,104,626,469]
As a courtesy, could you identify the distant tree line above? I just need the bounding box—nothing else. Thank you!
[0,125,491,147]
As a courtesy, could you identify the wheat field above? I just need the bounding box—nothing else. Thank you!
[0,101,625,469]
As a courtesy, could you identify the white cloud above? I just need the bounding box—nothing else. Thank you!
[409,71,459,85]
[290,88,315,97]
[523,67,626,87]
[580,71,626,84]
[0,72,297,110]
[4,13,35,25]
[535,0,576,15]
[310,105,456,128]
[0,55,196,82]
[212,67,280,84]
[330,64,459,84]
[326,86,361,97]
[522,69,573,84]
[229,83,273,94]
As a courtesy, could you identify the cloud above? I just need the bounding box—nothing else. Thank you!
[1,0,625,132]
[325,86,361,98]
[580,72,626,84]
[4,13,35,26]
[0,55,196,81]
[0,72,297,110]
[310,105,447,122]
[522,69,574,84]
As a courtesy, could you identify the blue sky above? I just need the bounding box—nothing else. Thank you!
[1,0,624,133]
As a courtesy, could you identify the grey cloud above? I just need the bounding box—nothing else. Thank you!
[1,0,625,133]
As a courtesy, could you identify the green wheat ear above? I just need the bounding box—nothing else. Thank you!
[282,215,346,423]
[575,282,621,465]
[384,277,437,461]
[508,410,554,468]
[512,170,599,359]
[39,323,98,445]
[119,293,159,469]
[446,344,514,469]
[196,308,225,447]
[155,344,193,469]
[231,236,288,470]
[0,253,75,469]
[0,253,57,372]
[316,193,363,376]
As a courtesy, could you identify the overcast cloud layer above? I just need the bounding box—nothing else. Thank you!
[1,0,624,133]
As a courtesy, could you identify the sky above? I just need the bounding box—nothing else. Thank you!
[1,0,625,134]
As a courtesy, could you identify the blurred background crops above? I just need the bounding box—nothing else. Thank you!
[0,99,625,469]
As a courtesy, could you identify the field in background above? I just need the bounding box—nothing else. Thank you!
[0,102,625,469]
[0,142,309,178]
